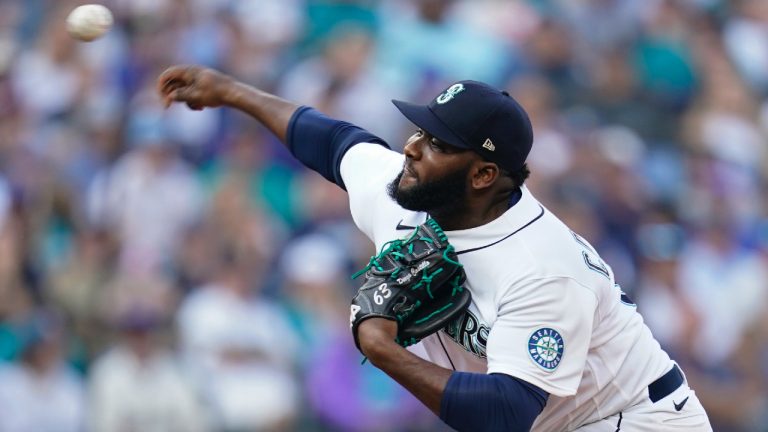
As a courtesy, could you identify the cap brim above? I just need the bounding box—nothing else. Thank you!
[392,100,471,150]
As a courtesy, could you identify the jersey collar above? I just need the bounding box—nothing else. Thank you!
[394,186,545,254]
[444,186,544,255]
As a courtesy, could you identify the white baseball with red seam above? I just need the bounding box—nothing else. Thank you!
[66,4,113,42]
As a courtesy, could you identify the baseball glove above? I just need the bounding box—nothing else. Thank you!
[349,218,471,351]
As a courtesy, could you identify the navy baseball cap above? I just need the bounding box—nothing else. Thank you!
[392,80,533,172]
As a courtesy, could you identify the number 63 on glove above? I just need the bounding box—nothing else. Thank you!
[349,219,472,351]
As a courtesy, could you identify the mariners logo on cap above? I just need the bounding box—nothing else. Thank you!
[528,328,564,371]
[436,83,465,104]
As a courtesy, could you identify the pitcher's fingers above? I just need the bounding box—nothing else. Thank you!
[161,80,185,101]
[157,66,187,96]
[163,89,185,108]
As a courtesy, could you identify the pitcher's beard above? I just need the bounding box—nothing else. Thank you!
[386,166,470,213]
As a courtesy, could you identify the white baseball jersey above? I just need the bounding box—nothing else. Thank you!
[340,143,675,431]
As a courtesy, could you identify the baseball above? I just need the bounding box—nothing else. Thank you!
[66,4,113,42]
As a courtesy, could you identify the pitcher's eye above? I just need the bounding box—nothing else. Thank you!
[429,139,445,151]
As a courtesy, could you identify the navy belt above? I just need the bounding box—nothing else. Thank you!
[648,364,684,403]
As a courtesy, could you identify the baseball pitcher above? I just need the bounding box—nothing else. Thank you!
[157,66,712,432]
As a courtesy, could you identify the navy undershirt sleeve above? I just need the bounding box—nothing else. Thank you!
[285,106,390,190]
[440,372,548,432]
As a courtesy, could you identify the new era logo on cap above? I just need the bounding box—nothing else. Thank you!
[392,80,533,172]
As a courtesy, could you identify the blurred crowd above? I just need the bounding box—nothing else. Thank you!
[0,0,766,431]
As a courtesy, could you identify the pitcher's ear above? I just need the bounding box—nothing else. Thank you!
[470,161,501,190]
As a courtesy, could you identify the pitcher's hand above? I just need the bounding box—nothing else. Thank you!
[157,65,235,110]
